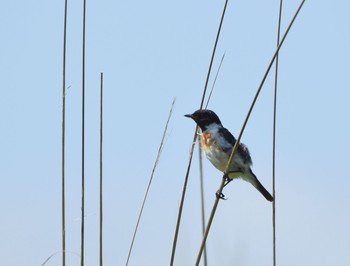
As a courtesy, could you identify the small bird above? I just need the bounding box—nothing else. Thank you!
[185,109,273,202]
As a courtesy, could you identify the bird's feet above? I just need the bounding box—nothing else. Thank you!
[216,191,227,200]
[223,174,232,188]
[215,174,232,200]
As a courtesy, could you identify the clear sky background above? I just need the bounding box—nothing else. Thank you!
[1,1,349,265]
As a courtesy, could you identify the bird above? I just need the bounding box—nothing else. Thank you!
[185,109,273,202]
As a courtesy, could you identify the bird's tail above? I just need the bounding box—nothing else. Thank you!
[247,169,274,202]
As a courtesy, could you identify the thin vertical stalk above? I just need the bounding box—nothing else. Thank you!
[81,0,87,265]
[195,176,225,266]
[195,1,305,264]
[126,99,175,266]
[273,1,283,265]
[198,0,228,109]
[197,137,208,266]
[197,52,226,266]
[205,52,226,109]
[61,0,68,265]
[99,72,104,266]
[170,1,228,265]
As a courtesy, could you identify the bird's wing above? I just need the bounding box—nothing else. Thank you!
[238,142,252,165]
[218,127,236,145]
[219,127,252,165]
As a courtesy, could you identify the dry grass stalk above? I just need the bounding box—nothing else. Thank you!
[195,1,306,264]
[170,1,229,265]
[272,1,284,265]
[126,98,176,266]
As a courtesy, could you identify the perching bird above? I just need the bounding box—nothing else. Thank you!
[185,109,273,202]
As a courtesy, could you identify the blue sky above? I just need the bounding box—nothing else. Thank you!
[1,1,350,265]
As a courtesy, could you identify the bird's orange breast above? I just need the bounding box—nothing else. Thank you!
[201,131,214,151]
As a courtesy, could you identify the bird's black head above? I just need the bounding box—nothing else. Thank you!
[185,109,222,131]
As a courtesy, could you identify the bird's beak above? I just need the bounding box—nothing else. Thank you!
[184,113,193,118]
